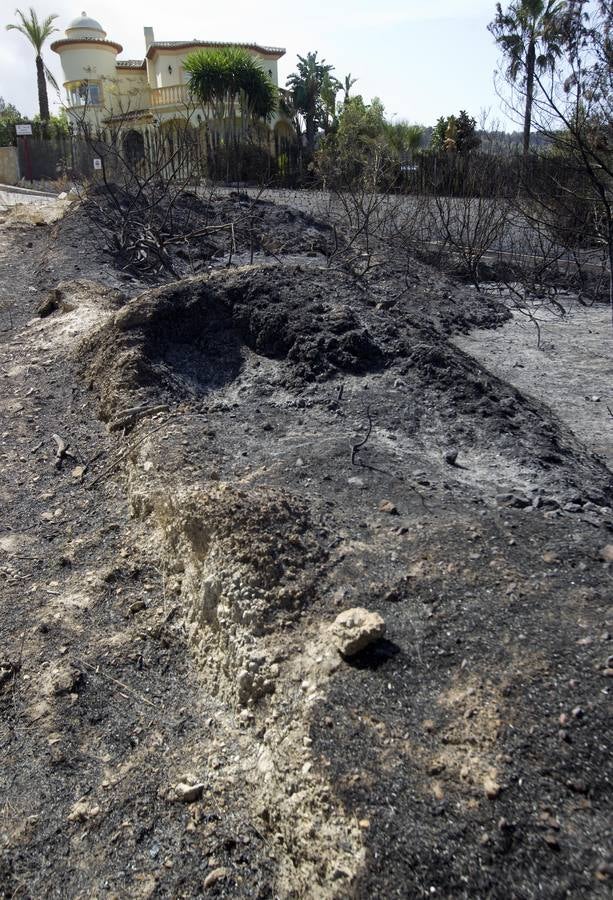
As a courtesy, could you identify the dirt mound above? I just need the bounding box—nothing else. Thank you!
[80,265,386,419]
[78,257,613,515]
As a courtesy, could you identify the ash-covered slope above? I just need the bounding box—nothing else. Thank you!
[76,251,613,895]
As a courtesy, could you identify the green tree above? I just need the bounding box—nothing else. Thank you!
[0,96,26,146]
[488,0,565,154]
[320,72,340,134]
[384,120,424,156]
[286,51,338,154]
[185,46,277,179]
[342,73,358,102]
[430,116,448,151]
[455,110,481,153]
[317,95,390,182]
[430,113,480,153]
[6,8,59,122]
[33,107,69,137]
[185,46,277,129]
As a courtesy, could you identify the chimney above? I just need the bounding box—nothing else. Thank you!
[144,26,154,49]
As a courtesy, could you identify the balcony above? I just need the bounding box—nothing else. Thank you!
[150,85,188,107]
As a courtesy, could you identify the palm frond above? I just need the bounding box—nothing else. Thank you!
[44,63,59,92]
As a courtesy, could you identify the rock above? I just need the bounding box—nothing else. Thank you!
[37,289,61,318]
[203,867,228,890]
[129,600,146,615]
[544,831,560,850]
[444,448,458,466]
[50,664,81,696]
[595,861,612,881]
[599,544,613,563]
[67,800,99,822]
[484,776,501,799]
[496,493,531,509]
[330,607,386,657]
[378,499,398,515]
[175,782,205,803]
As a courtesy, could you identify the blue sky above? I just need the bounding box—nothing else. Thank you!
[1,1,519,130]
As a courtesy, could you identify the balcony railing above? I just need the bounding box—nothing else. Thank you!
[150,85,188,107]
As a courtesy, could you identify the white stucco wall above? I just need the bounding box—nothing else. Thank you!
[59,43,118,90]
[111,71,150,113]
[148,48,279,90]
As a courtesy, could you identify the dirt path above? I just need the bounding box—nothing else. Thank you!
[0,228,276,897]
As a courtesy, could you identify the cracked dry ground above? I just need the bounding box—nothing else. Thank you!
[1,199,612,899]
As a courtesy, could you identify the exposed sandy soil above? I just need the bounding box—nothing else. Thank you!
[1,193,612,899]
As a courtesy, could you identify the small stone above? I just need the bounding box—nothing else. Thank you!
[571,706,584,719]
[543,831,560,850]
[378,499,398,515]
[444,448,458,466]
[330,607,386,657]
[129,600,146,615]
[203,867,228,890]
[67,800,98,822]
[51,665,80,696]
[175,782,204,803]
[599,544,613,562]
[595,861,612,881]
[484,776,501,799]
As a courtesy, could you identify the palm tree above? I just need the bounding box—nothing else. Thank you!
[184,46,277,178]
[6,8,59,121]
[342,73,358,102]
[488,0,565,153]
[384,121,424,156]
[185,46,277,130]
[286,52,337,154]
[320,72,341,134]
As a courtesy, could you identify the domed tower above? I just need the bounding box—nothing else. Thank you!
[51,12,123,125]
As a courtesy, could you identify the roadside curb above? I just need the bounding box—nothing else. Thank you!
[0,183,59,198]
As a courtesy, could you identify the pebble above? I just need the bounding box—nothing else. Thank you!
[203,868,228,890]
[483,776,501,799]
[129,600,146,615]
[444,448,458,466]
[378,499,398,515]
[543,832,560,850]
[175,782,205,803]
[599,544,613,562]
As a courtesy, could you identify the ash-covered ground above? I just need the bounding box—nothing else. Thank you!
[1,191,611,899]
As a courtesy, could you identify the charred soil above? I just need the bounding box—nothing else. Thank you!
[0,192,612,899]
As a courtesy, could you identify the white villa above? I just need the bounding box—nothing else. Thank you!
[51,12,293,145]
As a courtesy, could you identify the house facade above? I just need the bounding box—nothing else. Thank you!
[51,12,293,145]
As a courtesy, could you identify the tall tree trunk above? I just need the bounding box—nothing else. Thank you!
[305,114,315,156]
[36,54,50,121]
[523,38,536,155]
